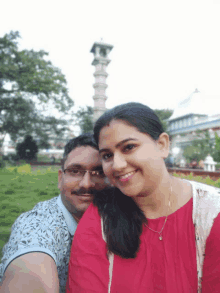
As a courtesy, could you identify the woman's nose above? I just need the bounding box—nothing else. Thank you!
[112,153,127,171]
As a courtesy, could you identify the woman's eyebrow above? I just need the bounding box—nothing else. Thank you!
[99,138,138,154]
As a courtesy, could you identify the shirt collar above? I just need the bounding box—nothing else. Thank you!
[57,195,77,236]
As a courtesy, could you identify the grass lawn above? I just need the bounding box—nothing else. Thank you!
[0,165,60,260]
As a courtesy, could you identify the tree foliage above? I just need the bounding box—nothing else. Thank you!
[75,106,94,134]
[214,133,220,163]
[153,109,173,132]
[73,107,173,135]
[16,135,38,161]
[183,130,216,163]
[0,31,74,147]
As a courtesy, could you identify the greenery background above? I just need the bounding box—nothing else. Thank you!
[0,165,59,260]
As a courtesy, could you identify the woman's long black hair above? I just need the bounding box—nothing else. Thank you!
[93,102,165,258]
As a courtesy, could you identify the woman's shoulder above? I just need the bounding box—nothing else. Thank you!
[184,179,220,197]
[175,179,220,219]
[186,179,220,234]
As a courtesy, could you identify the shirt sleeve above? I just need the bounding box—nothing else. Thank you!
[202,212,220,292]
[66,204,109,293]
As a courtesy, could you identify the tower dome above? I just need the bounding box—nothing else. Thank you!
[169,89,208,121]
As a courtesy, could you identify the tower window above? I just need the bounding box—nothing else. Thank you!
[100,48,106,57]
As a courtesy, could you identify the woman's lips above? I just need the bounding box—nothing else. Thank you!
[116,170,137,182]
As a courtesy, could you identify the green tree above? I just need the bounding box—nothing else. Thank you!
[16,135,38,161]
[183,130,216,163]
[0,31,74,147]
[214,133,220,162]
[75,106,94,134]
[154,109,173,132]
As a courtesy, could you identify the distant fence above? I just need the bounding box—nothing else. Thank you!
[168,168,220,181]
[29,161,61,166]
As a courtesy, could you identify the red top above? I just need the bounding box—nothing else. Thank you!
[66,199,220,293]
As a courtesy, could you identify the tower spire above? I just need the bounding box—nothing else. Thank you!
[90,41,113,122]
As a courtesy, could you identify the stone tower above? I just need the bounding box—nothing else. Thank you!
[90,41,113,122]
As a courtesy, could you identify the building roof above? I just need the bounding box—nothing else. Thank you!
[169,89,220,121]
[90,41,113,53]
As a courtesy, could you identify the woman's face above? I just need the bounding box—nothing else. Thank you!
[99,120,169,198]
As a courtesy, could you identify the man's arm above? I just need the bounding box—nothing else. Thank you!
[0,252,59,293]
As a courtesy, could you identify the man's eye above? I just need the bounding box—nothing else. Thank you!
[97,170,105,177]
[70,169,80,174]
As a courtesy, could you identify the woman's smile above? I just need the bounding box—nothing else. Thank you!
[115,170,137,182]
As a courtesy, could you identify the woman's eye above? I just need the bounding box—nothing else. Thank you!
[102,153,112,161]
[124,144,136,152]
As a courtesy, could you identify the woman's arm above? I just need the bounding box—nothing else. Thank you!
[66,204,109,293]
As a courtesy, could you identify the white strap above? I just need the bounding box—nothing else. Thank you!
[108,253,114,293]
[101,217,114,293]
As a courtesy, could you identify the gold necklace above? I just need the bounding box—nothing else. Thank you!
[145,180,172,241]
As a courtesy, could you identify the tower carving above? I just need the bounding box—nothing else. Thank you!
[90,41,113,122]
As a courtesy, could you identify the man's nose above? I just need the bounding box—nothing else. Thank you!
[79,171,95,188]
[112,153,127,171]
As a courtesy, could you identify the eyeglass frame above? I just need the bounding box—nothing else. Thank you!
[62,167,105,180]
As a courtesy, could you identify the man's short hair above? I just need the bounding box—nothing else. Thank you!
[61,133,98,170]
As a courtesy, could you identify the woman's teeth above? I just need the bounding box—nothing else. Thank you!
[118,170,136,179]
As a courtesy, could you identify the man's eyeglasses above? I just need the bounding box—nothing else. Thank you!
[63,168,105,180]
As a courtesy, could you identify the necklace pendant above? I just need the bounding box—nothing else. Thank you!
[159,235,163,240]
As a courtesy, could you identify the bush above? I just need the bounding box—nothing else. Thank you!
[172,172,220,188]
[0,160,5,169]
[216,163,220,170]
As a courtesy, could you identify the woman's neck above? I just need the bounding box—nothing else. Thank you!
[133,175,193,219]
[133,173,175,219]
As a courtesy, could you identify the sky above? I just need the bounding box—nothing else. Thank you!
[1,0,220,116]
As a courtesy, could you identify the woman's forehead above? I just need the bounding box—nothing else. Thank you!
[100,120,135,136]
[99,120,150,147]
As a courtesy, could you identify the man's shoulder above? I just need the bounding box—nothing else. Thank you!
[0,196,72,284]
[28,196,59,213]
[7,195,70,252]
[9,196,70,242]
[15,196,61,224]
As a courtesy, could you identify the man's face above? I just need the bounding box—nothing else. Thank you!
[58,146,109,222]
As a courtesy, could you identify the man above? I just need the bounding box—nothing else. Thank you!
[0,133,109,293]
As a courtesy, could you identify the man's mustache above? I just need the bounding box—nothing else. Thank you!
[71,188,95,196]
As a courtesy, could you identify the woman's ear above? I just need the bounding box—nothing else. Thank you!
[157,132,170,158]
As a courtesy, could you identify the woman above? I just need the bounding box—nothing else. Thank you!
[67,102,220,292]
